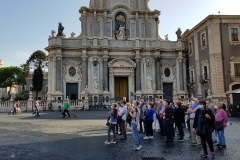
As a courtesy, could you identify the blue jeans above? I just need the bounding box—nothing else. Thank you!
[131,123,141,147]
[217,127,226,145]
[212,130,217,141]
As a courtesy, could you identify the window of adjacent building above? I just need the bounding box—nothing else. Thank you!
[190,71,194,83]
[234,63,240,77]
[189,42,192,53]
[231,28,238,41]
[202,33,206,46]
[140,23,145,38]
[204,66,208,79]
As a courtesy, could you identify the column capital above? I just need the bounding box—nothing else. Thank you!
[56,54,62,60]
[178,57,183,62]
[103,56,109,62]
[81,56,88,61]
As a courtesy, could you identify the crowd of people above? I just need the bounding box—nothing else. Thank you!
[105,97,228,159]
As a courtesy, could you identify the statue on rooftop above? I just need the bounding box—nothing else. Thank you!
[57,22,65,37]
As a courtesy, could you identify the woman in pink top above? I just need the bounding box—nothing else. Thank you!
[215,103,228,149]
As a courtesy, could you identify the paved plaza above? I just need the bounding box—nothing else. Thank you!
[0,111,240,160]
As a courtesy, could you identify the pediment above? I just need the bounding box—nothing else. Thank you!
[108,58,136,68]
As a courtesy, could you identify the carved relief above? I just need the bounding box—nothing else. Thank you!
[145,57,151,66]
[63,61,82,82]
[92,56,99,66]
[108,58,136,68]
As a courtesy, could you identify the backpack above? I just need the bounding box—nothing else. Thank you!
[126,108,138,124]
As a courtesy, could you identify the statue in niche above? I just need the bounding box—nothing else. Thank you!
[117,25,125,40]
[115,14,129,40]
[146,74,153,89]
[57,22,66,37]
[176,28,182,40]
[92,73,99,90]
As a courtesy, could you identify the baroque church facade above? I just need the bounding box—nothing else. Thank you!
[45,0,187,103]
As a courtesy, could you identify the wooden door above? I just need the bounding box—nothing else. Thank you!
[114,77,128,100]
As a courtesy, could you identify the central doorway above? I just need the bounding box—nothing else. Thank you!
[114,77,128,101]
[163,83,173,102]
[66,83,78,100]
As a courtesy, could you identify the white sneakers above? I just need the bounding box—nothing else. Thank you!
[143,136,154,139]
[104,140,116,145]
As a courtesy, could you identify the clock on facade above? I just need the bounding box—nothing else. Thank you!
[69,67,76,77]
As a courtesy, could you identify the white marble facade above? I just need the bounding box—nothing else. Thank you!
[45,0,187,102]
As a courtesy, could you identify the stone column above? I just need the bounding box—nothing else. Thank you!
[103,12,107,37]
[183,58,187,92]
[136,0,139,10]
[145,13,148,39]
[135,13,139,38]
[52,55,56,93]
[135,51,141,91]
[94,11,97,37]
[48,55,53,94]
[82,50,88,89]
[56,54,62,91]
[103,54,109,91]
[112,18,115,39]
[81,11,87,37]
[156,57,161,91]
[178,55,184,91]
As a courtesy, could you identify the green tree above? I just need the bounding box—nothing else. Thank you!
[24,50,47,99]
[0,66,27,99]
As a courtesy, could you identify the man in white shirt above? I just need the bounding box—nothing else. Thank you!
[118,100,127,140]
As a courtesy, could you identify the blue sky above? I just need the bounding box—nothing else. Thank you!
[0,0,240,67]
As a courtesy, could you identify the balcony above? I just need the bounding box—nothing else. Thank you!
[187,78,195,88]
[199,74,210,85]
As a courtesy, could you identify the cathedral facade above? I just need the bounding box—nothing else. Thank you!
[45,0,187,103]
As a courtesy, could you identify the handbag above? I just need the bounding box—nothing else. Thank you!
[117,115,122,123]
[159,113,163,119]
[106,122,110,126]
[214,121,223,131]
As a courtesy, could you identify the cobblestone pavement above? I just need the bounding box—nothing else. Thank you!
[0,111,240,160]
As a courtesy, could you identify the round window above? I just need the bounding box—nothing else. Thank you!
[164,68,171,77]
[69,67,76,77]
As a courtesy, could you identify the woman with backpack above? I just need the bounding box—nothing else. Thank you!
[215,102,228,149]
[193,101,215,159]
[104,103,118,145]
[128,100,142,151]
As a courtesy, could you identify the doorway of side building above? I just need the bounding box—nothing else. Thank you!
[66,83,78,100]
[114,77,128,102]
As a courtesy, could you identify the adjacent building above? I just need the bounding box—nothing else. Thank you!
[182,15,240,104]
